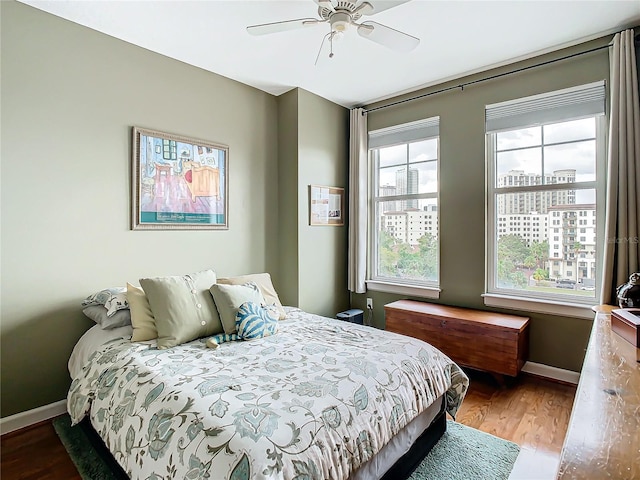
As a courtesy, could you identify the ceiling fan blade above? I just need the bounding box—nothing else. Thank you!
[353,1,375,16]
[247,18,321,36]
[357,21,419,52]
[312,0,335,11]
[365,0,412,15]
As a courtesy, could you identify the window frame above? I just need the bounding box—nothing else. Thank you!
[484,115,607,319]
[366,130,441,299]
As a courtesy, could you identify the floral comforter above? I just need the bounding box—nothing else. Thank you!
[68,309,468,480]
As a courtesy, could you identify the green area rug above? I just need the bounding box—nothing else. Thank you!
[53,415,519,480]
[409,420,520,480]
[52,415,127,480]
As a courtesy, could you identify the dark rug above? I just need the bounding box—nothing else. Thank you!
[53,415,519,480]
[52,415,127,480]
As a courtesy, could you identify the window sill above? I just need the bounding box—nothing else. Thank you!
[482,293,595,319]
[366,280,441,299]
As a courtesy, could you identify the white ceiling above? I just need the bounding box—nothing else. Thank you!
[19,0,640,108]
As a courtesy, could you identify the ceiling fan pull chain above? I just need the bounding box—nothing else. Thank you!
[329,32,335,58]
[315,32,332,65]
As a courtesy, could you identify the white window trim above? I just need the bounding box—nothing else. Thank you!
[368,118,441,292]
[482,293,593,319]
[367,280,441,299]
[484,112,607,312]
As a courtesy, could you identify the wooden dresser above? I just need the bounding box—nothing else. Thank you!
[556,305,640,479]
[384,300,529,378]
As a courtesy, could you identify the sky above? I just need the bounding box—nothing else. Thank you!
[374,117,598,204]
[377,138,438,194]
[496,117,597,182]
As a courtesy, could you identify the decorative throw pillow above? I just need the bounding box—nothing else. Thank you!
[236,301,279,339]
[82,305,132,330]
[209,282,265,334]
[82,287,128,317]
[127,283,157,342]
[140,270,222,349]
[217,273,286,319]
[206,302,279,348]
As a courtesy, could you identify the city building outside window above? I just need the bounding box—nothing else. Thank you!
[368,117,440,294]
[486,82,605,306]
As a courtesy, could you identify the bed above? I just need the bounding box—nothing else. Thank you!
[68,307,468,480]
[182,160,220,202]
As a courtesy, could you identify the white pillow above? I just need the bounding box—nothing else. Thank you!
[82,305,131,330]
[82,287,128,317]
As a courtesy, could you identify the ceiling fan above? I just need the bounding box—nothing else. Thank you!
[246,0,419,61]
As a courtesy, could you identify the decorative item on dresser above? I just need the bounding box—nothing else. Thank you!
[610,308,640,347]
[384,300,529,381]
[556,305,640,479]
[616,272,640,308]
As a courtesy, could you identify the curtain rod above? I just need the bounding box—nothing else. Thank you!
[362,43,611,114]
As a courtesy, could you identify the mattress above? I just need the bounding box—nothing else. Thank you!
[68,324,133,379]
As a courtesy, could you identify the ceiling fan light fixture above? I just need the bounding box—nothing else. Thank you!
[330,12,351,32]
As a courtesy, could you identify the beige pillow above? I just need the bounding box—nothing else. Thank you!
[140,270,223,349]
[127,283,157,342]
[217,273,286,319]
[209,282,265,334]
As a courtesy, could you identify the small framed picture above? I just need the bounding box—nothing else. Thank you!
[309,185,344,226]
[131,126,229,230]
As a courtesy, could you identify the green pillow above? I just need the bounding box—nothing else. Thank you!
[140,270,222,349]
[127,282,157,342]
[209,282,265,334]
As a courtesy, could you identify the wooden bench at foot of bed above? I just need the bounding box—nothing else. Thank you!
[384,300,529,381]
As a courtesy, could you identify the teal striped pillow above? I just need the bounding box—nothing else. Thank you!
[206,302,278,348]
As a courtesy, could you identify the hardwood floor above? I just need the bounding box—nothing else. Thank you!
[1,420,81,480]
[0,371,576,480]
[456,370,577,480]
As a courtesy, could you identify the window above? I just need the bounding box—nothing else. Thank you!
[162,139,177,161]
[486,82,605,310]
[368,117,440,295]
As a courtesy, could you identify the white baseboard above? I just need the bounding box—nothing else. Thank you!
[0,399,67,435]
[522,361,580,385]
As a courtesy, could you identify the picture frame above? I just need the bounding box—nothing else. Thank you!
[309,185,345,226]
[131,126,229,230]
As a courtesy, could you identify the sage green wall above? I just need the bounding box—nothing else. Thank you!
[276,89,350,317]
[276,90,300,306]
[297,89,350,317]
[353,39,612,372]
[0,1,279,417]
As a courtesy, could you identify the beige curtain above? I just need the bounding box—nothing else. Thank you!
[348,108,368,293]
[601,29,640,305]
